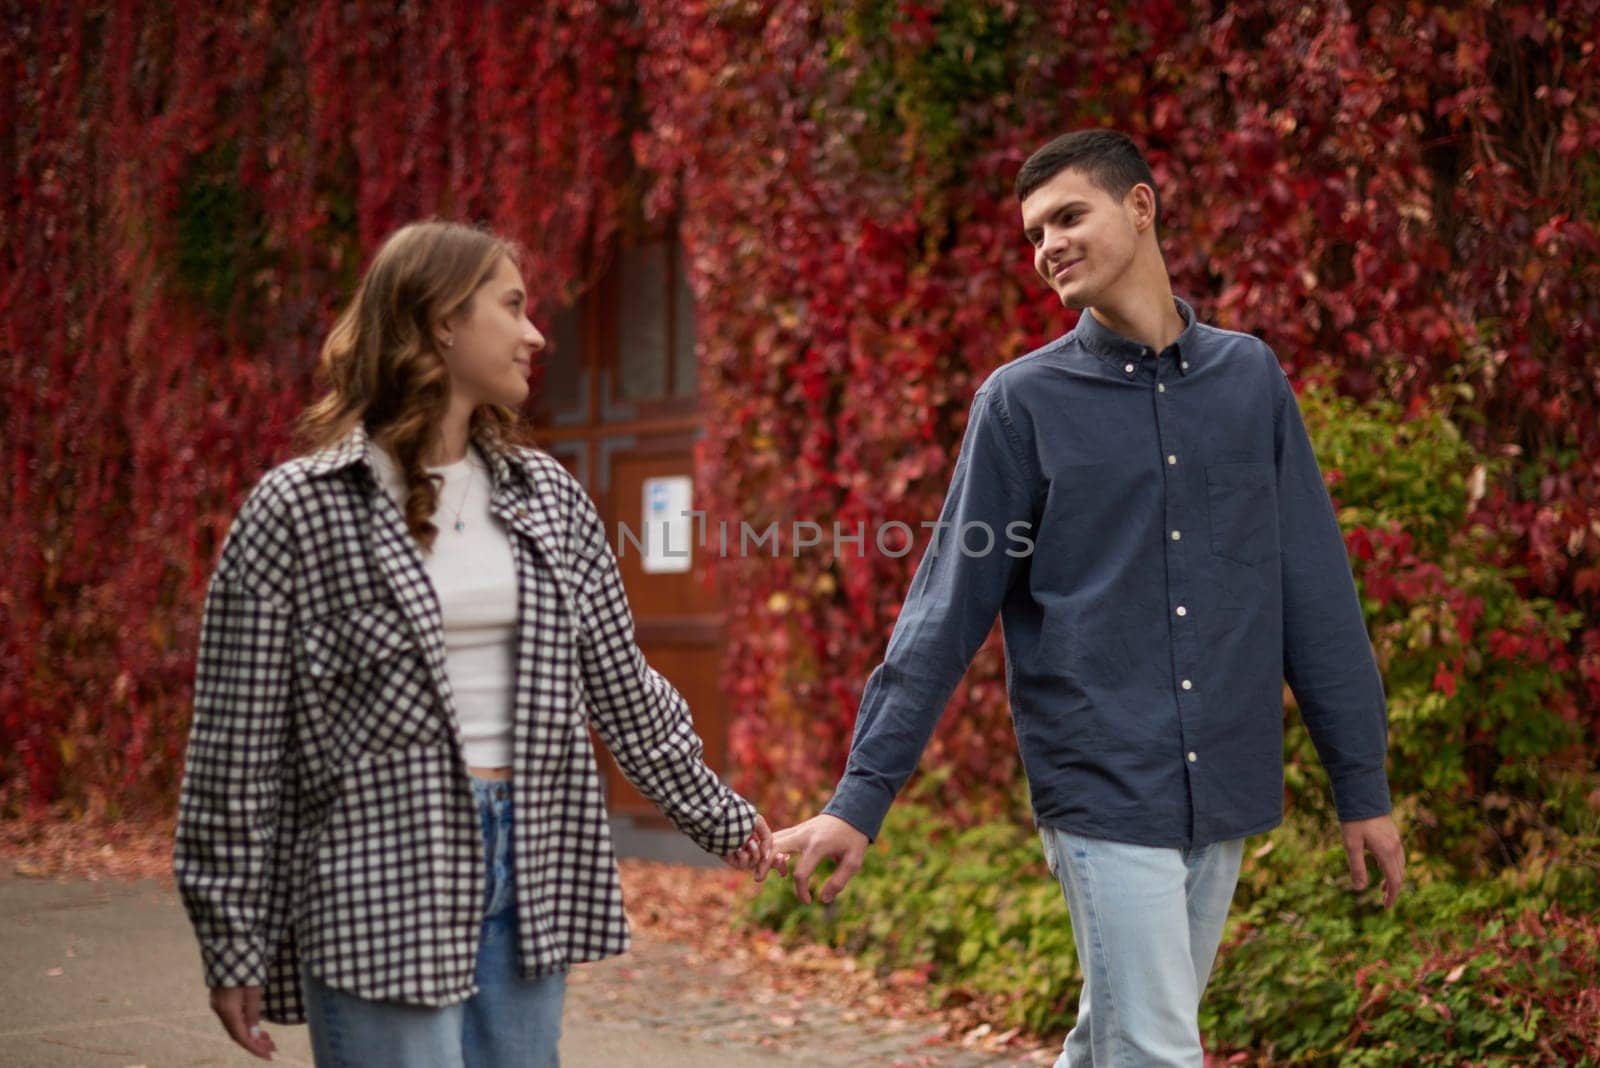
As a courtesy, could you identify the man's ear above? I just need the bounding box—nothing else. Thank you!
[1127,183,1158,233]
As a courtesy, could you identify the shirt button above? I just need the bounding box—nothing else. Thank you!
[1182,679,1193,690]
[1182,360,1190,370]
[1175,605,1187,616]
[1124,362,1135,374]
[1167,454,1177,464]
[1187,751,1198,763]
[1157,383,1166,393]
[1171,530,1181,540]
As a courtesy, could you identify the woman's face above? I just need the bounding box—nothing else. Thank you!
[438,255,545,408]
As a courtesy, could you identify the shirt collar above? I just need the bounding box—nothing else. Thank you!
[303,420,525,494]
[1072,295,1201,375]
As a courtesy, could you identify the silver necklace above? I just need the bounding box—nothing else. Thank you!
[442,456,475,533]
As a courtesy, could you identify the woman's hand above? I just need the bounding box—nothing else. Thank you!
[723,814,789,882]
[209,985,277,1060]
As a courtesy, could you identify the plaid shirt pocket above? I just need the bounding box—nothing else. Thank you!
[301,601,449,756]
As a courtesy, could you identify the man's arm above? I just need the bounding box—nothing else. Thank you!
[776,382,1037,903]
[1274,364,1405,905]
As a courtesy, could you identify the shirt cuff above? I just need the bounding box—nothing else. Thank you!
[1330,765,1393,823]
[711,792,760,856]
[821,776,897,844]
[200,939,267,990]
[678,787,758,857]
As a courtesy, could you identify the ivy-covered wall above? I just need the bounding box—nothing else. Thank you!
[2,0,633,811]
[4,3,1598,855]
[635,0,1600,841]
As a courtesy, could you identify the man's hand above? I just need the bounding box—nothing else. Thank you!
[724,814,786,882]
[771,814,869,905]
[209,985,276,1060]
[1341,813,1406,908]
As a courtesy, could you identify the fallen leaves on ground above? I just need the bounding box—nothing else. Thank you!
[616,859,1056,1060]
[0,816,1052,1055]
[0,811,176,882]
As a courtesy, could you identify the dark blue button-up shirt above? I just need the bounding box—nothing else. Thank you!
[823,297,1393,849]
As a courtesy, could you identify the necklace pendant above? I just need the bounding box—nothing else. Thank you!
[454,519,465,532]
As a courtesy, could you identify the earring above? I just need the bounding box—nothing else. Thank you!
[443,337,454,348]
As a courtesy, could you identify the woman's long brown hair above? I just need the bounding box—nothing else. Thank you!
[294,219,531,552]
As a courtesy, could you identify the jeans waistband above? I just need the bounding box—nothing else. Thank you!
[469,776,512,804]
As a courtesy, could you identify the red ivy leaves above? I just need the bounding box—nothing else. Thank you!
[636,0,1600,823]
[4,0,1598,821]
[2,0,631,811]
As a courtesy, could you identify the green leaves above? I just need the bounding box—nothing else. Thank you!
[750,802,1600,1061]
[1291,383,1584,870]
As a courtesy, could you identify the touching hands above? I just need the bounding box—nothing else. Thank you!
[770,813,869,905]
[724,814,787,882]
[1341,813,1406,908]
[209,984,276,1060]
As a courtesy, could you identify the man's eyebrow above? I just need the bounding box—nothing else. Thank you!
[1023,200,1090,232]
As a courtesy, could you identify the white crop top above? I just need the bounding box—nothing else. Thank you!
[369,442,517,768]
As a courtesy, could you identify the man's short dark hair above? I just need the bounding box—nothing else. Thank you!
[1014,130,1160,224]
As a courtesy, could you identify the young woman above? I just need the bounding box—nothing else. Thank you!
[173,219,779,1067]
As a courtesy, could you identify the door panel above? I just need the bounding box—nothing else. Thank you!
[530,238,729,827]
[595,437,725,818]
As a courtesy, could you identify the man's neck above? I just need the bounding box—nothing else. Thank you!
[1086,285,1186,352]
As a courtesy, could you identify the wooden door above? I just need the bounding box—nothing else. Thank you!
[529,238,728,823]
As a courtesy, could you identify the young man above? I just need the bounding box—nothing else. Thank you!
[772,130,1407,1066]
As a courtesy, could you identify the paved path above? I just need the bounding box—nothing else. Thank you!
[0,871,1051,1066]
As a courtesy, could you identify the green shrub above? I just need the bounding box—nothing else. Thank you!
[1285,383,1584,871]
[1203,775,1600,1063]
[748,794,1600,1062]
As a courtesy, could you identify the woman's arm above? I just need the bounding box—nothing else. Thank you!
[567,490,757,858]
[172,483,296,1056]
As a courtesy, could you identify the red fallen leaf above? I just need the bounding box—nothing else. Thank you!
[887,966,931,989]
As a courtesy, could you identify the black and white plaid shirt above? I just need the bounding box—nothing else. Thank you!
[173,421,756,1024]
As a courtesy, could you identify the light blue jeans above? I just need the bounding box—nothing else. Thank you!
[1040,826,1245,1067]
[302,776,566,1068]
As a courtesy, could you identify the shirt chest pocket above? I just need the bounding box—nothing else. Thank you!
[301,601,416,677]
[300,602,448,754]
[1205,462,1277,566]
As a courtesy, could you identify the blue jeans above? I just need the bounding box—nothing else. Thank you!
[1040,826,1245,1067]
[302,776,566,1067]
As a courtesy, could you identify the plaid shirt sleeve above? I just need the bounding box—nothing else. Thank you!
[173,482,298,990]
[567,488,756,857]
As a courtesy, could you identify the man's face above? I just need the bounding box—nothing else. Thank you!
[1020,167,1144,310]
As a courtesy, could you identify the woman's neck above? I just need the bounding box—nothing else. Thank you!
[423,397,475,466]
